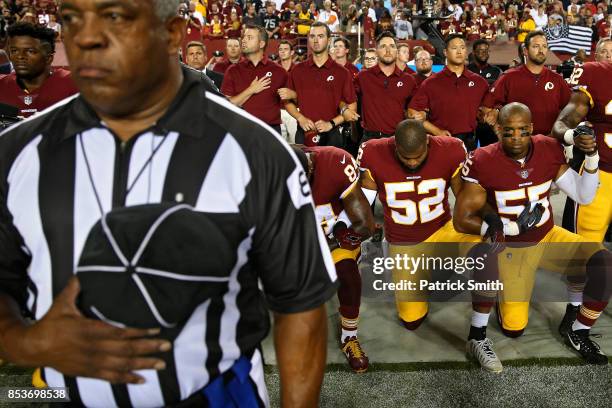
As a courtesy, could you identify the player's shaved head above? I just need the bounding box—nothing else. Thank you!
[497,102,532,126]
[395,119,427,152]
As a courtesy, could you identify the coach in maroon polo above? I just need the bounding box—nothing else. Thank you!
[281,22,358,147]
[356,31,417,142]
[481,30,571,135]
[222,25,288,133]
[408,34,488,151]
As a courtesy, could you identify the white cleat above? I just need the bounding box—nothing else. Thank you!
[466,338,503,373]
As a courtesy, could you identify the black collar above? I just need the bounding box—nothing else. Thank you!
[55,65,208,141]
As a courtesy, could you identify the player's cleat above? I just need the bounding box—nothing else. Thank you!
[341,336,369,373]
[466,338,503,373]
[564,329,608,365]
[558,304,580,337]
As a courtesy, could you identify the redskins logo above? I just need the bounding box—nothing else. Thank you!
[265,71,272,78]
[312,135,321,144]
[397,81,403,87]
[326,75,334,82]
[468,81,475,87]
[545,82,554,91]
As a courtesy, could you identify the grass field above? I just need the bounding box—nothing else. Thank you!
[2,360,610,407]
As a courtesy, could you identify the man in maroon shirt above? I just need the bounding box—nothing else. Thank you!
[281,22,358,147]
[222,25,289,133]
[277,40,295,72]
[0,22,77,118]
[211,38,242,74]
[408,34,488,151]
[481,31,571,136]
[332,36,359,79]
[355,31,417,142]
[413,49,434,87]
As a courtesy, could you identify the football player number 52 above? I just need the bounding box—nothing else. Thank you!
[385,179,446,225]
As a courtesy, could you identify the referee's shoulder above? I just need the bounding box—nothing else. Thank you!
[0,94,78,166]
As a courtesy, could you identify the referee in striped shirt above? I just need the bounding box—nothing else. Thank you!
[0,1,336,407]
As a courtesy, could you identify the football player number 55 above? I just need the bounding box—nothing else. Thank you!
[385,179,446,225]
[495,182,552,227]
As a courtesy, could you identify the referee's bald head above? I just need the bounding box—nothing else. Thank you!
[60,0,185,118]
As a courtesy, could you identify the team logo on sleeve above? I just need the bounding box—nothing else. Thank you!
[545,82,554,91]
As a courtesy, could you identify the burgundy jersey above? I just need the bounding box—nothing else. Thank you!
[358,136,466,243]
[0,68,77,118]
[461,136,566,243]
[483,65,571,135]
[569,62,612,172]
[306,146,359,235]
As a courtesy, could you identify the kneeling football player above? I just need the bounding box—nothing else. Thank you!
[293,145,375,373]
[455,103,611,372]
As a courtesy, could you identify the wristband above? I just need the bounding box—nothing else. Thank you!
[480,221,489,237]
[330,119,337,129]
[503,222,520,236]
[584,152,599,171]
[563,129,575,145]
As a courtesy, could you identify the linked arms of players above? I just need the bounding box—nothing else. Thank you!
[554,162,599,205]
[552,91,597,154]
[330,184,375,252]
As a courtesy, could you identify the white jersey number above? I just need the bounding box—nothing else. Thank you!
[494,181,552,227]
[385,179,446,225]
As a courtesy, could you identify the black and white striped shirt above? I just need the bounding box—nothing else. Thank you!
[0,67,337,407]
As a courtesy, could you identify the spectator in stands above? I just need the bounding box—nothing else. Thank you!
[318,0,339,32]
[531,3,549,29]
[208,13,225,38]
[567,0,581,14]
[517,9,536,42]
[505,5,519,39]
[222,0,243,18]
[212,38,242,73]
[0,22,77,118]
[185,41,224,90]
[394,11,413,40]
[296,2,314,35]
[262,2,281,38]
[224,10,243,39]
[332,37,359,78]
[342,4,359,33]
[243,2,263,26]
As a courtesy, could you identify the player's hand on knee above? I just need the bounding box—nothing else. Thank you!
[23,278,170,384]
[482,213,505,254]
[333,222,362,251]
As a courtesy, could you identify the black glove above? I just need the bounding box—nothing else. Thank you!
[516,201,545,234]
[483,212,505,254]
[573,124,595,139]
[333,222,362,251]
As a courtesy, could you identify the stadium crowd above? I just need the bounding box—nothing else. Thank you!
[0,0,611,406]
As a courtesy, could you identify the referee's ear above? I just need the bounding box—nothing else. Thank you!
[165,15,186,59]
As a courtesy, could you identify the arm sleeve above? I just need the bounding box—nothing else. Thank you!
[482,74,506,108]
[246,132,338,313]
[0,181,31,312]
[555,167,599,205]
[460,150,483,185]
[341,68,358,104]
[220,65,236,96]
[408,84,429,111]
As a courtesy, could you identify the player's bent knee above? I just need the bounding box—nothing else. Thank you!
[400,313,428,331]
[501,326,525,338]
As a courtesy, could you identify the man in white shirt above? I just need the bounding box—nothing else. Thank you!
[317,0,340,32]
